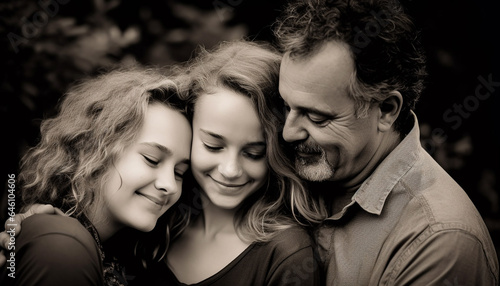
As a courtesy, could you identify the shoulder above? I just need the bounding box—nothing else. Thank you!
[12,214,104,285]
[270,226,314,247]
[23,214,89,233]
[393,152,499,283]
[398,147,491,234]
[259,225,315,259]
[256,226,320,285]
[19,214,96,246]
[16,213,101,259]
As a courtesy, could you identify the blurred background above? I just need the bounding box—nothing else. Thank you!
[1,0,499,259]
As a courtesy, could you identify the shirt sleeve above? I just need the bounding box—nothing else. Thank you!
[385,229,498,286]
[267,246,322,286]
[3,214,105,286]
[14,232,104,286]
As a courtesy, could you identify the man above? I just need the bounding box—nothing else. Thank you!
[1,1,498,285]
[274,0,498,285]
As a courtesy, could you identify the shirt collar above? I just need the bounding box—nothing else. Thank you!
[328,111,422,219]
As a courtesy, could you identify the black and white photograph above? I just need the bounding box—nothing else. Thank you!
[1,0,499,285]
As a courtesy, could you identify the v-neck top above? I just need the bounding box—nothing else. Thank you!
[133,226,320,286]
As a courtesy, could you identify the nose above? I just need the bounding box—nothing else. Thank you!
[154,168,179,195]
[218,154,243,179]
[282,110,308,143]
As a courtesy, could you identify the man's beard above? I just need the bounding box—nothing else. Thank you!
[294,143,335,182]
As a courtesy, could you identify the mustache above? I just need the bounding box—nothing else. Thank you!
[294,142,323,153]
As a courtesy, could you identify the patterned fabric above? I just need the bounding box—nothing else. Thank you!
[79,215,129,286]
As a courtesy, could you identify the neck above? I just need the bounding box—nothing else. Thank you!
[339,130,402,192]
[92,220,120,242]
[86,205,122,242]
[196,194,238,240]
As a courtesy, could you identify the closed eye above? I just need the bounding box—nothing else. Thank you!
[244,152,265,160]
[174,171,185,181]
[307,114,330,125]
[203,143,222,152]
[143,155,159,166]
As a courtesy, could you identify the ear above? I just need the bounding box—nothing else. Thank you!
[377,91,402,132]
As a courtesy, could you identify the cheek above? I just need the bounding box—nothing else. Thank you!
[308,129,337,154]
[191,147,215,174]
[308,129,342,163]
[315,122,357,149]
[163,188,182,212]
[102,169,122,199]
[107,152,144,191]
[245,161,269,182]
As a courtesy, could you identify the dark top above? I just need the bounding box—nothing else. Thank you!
[0,214,104,286]
[134,226,320,286]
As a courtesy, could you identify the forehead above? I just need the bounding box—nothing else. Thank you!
[279,41,355,110]
[193,88,264,141]
[138,103,192,155]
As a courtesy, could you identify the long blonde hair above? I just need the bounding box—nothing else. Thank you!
[176,40,327,242]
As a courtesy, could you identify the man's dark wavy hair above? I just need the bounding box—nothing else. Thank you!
[274,0,427,134]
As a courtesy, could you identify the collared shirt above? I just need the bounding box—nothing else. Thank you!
[316,113,499,285]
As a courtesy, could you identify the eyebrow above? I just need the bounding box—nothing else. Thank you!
[297,105,332,118]
[282,97,332,117]
[200,129,266,147]
[140,142,190,164]
[303,107,332,117]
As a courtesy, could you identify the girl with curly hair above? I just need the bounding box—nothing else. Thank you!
[1,68,192,286]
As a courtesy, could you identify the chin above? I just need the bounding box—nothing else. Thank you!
[129,220,157,232]
[296,163,335,182]
[136,225,156,232]
[212,201,239,210]
[211,197,243,210]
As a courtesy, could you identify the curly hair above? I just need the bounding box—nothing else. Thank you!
[274,0,427,134]
[19,66,189,266]
[175,40,327,242]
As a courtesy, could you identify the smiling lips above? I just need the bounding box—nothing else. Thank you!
[210,176,248,188]
[136,191,167,206]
